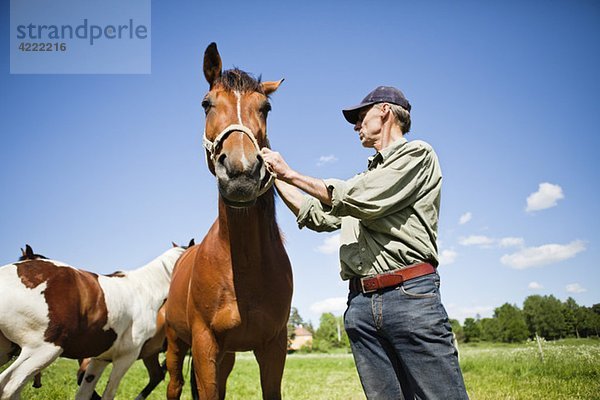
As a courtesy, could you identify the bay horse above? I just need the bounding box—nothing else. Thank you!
[164,42,293,400]
[0,241,191,399]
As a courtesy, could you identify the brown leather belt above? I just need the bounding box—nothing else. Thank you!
[349,263,436,294]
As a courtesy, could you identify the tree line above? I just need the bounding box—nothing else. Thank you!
[452,295,600,343]
[287,295,600,352]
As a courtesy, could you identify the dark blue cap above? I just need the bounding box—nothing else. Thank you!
[342,86,411,124]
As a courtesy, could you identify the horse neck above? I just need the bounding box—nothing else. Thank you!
[218,188,282,259]
[128,250,181,305]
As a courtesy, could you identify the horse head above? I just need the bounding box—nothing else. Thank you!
[201,42,283,208]
[19,244,48,261]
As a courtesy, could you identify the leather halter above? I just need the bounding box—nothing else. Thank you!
[202,123,275,197]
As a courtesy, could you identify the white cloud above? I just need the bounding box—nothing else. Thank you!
[439,249,458,266]
[528,281,544,290]
[500,240,586,269]
[316,154,338,167]
[310,297,347,315]
[316,234,340,254]
[459,235,495,247]
[458,235,524,249]
[566,283,587,294]
[526,182,564,212]
[499,237,525,248]
[459,212,472,225]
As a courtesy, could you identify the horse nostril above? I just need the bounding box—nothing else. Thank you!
[250,154,264,179]
[218,154,227,165]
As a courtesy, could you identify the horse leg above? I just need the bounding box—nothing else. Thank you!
[0,344,61,400]
[190,331,220,400]
[0,332,12,367]
[98,351,139,400]
[76,358,91,386]
[165,326,190,400]
[74,358,109,400]
[75,359,101,400]
[134,352,165,400]
[253,330,288,400]
[217,352,235,400]
[32,372,42,388]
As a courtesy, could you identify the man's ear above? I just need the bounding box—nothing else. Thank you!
[379,103,392,120]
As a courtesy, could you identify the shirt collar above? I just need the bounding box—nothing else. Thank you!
[367,137,407,170]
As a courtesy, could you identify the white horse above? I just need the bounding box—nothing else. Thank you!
[0,241,192,400]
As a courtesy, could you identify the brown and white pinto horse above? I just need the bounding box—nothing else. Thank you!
[164,43,293,400]
[0,242,190,400]
[76,304,170,400]
[6,245,169,400]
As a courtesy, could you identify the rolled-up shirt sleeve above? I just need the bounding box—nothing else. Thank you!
[325,143,439,221]
[297,196,341,232]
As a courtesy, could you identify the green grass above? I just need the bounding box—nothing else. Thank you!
[2,339,599,399]
[460,338,600,399]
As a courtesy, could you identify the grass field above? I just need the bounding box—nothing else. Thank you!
[2,339,599,399]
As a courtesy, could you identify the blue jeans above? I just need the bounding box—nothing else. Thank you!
[344,273,468,399]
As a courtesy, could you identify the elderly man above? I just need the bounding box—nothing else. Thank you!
[260,86,469,399]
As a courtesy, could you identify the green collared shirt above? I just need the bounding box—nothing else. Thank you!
[297,137,442,280]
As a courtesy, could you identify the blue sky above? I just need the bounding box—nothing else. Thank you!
[1,1,598,325]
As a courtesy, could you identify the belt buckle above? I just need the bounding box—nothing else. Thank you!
[360,277,377,294]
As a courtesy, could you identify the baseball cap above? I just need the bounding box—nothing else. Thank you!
[342,86,411,124]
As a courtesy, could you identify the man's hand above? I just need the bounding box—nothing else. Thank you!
[260,148,295,182]
[261,147,332,207]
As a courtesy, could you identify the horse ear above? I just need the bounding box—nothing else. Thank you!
[21,247,26,257]
[203,42,222,88]
[172,241,178,248]
[188,238,195,247]
[261,79,284,95]
[25,244,34,258]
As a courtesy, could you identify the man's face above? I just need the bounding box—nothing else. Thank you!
[354,104,383,148]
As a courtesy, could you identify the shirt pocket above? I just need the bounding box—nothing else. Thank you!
[340,241,364,272]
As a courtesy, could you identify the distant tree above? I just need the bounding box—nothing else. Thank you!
[287,307,305,343]
[562,297,580,338]
[523,295,544,337]
[577,306,600,337]
[494,303,529,343]
[523,295,567,340]
[463,318,481,343]
[592,305,600,336]
[480,318,500,342]
[313,313,349,351]
[449,319,464,343]
[289,307,304,327]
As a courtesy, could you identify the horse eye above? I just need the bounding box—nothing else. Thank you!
[201,99,212,112]
[261,102,272,115]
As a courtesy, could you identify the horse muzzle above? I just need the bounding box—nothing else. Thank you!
[216,173,260,207]
[205,124,275,208]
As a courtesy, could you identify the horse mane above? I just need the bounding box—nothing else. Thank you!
[105,271,126,278]
[227,186,282,243]
[217,68,264,94]
[259,187,281,242]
